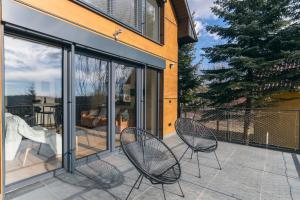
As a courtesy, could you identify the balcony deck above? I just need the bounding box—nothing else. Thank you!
[6,135,300,200]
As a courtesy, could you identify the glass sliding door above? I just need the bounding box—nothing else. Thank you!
[145,68,158,135]
[74,53,108,159]
[114,62,136,147]
[4,36,63,184]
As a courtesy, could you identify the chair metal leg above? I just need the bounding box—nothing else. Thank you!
[76,136,79,151]
[136,175,144,189]
[37,144,42,155]
[177,181,185,197]
[23,148,31,167]
[162,184,167,200]
[196,152,201,178]
[190,150,194,159]
[85,134,90,146]
[214,151,222,170]
[179,146,189,162]
[126,174,142,200]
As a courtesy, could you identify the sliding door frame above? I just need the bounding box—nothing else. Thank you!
[112,59,142,149]
[2,31,70,192]
[0,24,163,192]
[143,67,161,138]
[72,48,112,167]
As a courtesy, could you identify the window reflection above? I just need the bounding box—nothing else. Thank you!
[79,0,161,41]
[146,0,159,41]
[146,68,158,135]
[4,36,63,184]
[81,0,109,13]
[75,53,108,158]
[112,0,137,28]
[114,63,136,147]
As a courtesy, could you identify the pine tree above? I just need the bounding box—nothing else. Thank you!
[178,41,201,112]
[26,84,36,103]
[201,0,300,142]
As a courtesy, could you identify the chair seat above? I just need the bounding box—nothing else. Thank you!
[126,142,179,183]
[175,118,222,178]
[193,138,217,151]
[121,128,181,185]
[151,165,180,183]
[150,158,179,180]
[194,142,217,152]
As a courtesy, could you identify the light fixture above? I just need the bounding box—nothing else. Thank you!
[169,63,175,69]
[113,29,123,40]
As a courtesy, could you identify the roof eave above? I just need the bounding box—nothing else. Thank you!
[172,0,198,45]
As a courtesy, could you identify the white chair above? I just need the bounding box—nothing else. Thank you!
[5,113,62,166]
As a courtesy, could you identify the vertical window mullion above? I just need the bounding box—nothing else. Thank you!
[108,0,112,14]
[135,0,138,29]
[144,0,147,35]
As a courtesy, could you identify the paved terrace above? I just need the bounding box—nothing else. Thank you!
[6,136,300,200]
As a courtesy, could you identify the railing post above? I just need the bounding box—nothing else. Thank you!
[226,110,229,142]
[298,110,300,152]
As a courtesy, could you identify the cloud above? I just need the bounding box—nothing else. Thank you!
[187,0,216,19]
[194,19,221,41]
[5,36,62,97]
[194,20,204,35]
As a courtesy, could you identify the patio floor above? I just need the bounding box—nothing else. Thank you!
[5,135,300,200]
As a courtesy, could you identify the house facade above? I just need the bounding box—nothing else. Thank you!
[0,0,196,196]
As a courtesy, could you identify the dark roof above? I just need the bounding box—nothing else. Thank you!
[171,0,198,45]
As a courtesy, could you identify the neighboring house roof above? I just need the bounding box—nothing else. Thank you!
[171,0,198,45]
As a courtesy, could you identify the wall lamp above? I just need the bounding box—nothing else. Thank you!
[113,29,123,40]
[169,63,175,69]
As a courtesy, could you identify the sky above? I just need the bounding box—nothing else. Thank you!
[187,0,226,70]
[5,36,63,97]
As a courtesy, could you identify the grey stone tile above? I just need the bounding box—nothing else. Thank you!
[7,185,58,200]
[289,178,300,200]
[197,189,240,200]
[260,172,293,200]
[42,178,86,200]
[6,136,300,200]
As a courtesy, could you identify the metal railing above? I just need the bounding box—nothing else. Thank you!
[181,107,300,152]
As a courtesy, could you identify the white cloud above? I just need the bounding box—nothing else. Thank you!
[187,0,216,19]
[194,20,204,35]
[5,36,62,97]
[194,20,221,41]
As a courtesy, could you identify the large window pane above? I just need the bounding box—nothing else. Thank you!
[112,0,137,28]
[4,36,63,184]
[80,0,109,13]
[114,63,136,147]
[75,53,108,159]
[145,0,159,41]
[145,68,158,135]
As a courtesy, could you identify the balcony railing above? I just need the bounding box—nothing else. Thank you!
[180,107,300,152]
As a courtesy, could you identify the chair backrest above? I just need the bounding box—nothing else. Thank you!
[175,118,218,148]
[120,127,180,183]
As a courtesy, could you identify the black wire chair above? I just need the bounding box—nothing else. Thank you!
[120,127,184,200]
[175,118,222,178]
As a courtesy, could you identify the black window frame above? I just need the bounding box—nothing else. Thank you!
[73,0,164,44]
